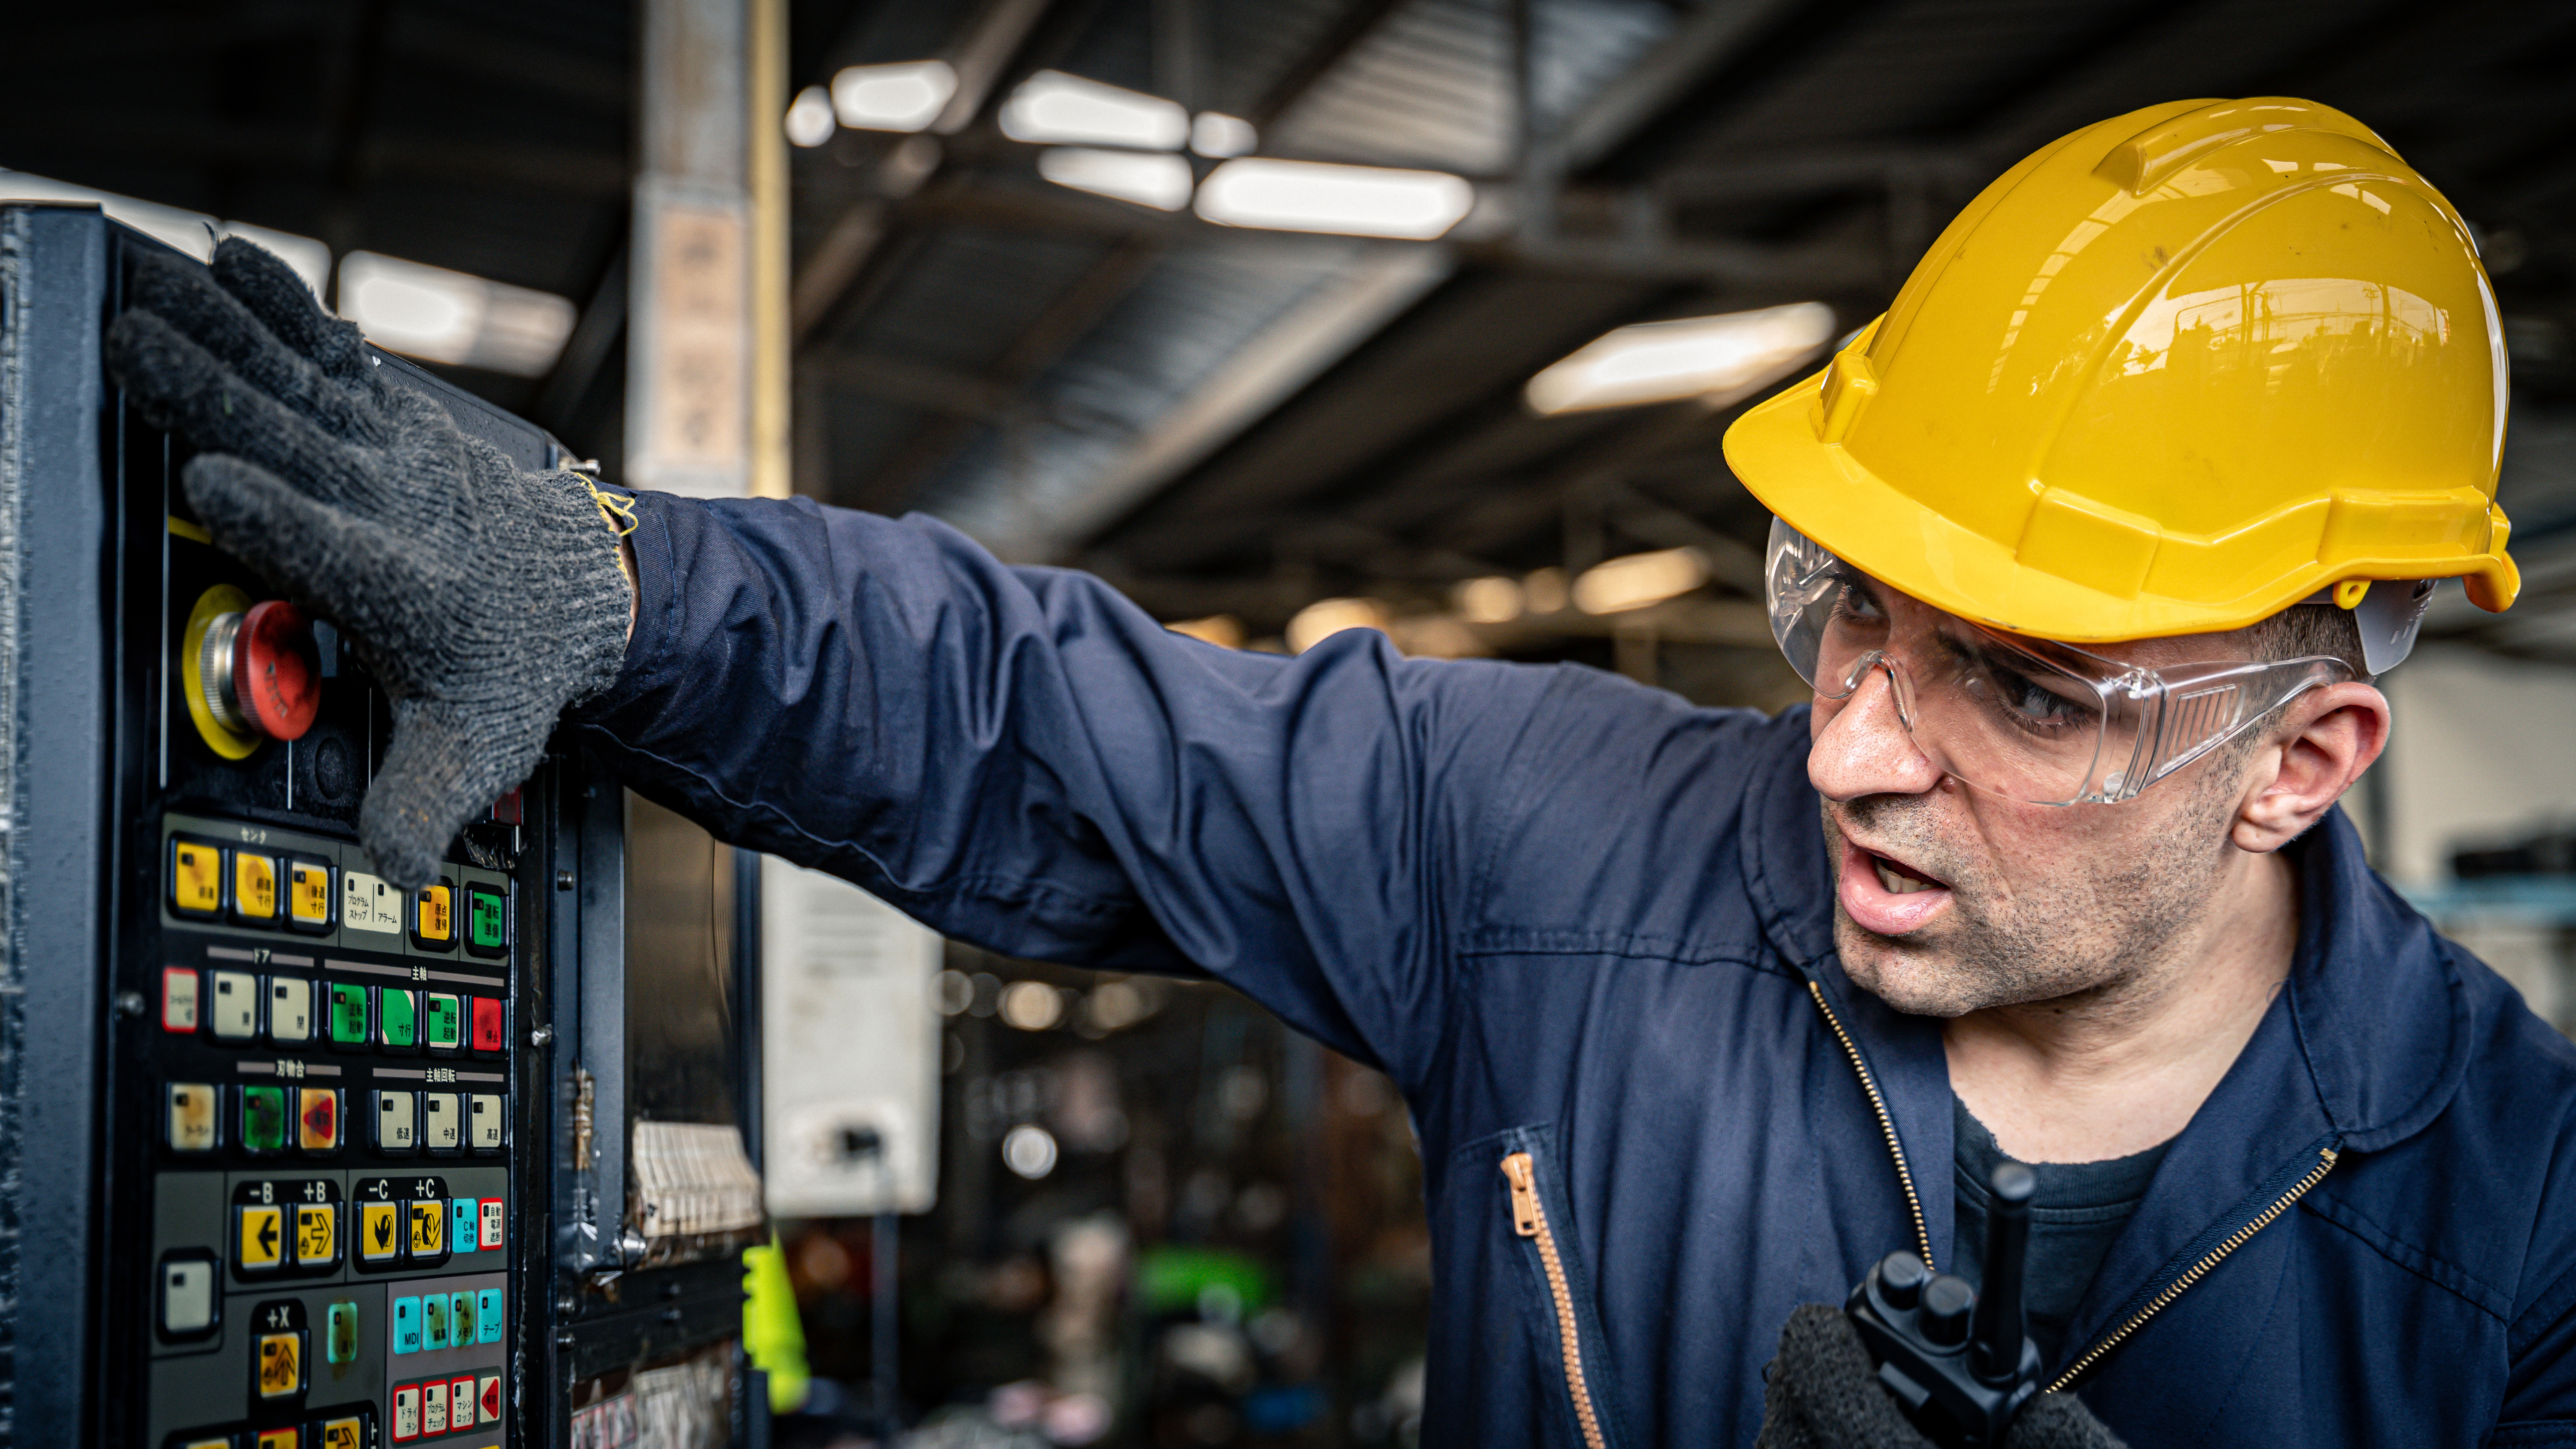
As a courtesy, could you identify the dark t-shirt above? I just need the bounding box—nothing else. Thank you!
[1950,1097,2174,1367]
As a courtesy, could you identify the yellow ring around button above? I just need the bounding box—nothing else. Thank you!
[182,583,261,760]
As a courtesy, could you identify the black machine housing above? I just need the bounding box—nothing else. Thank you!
[0,204,764,1447]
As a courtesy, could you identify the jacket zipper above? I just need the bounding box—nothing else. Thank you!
[1503,1151,1608,1449]
[1806,981,1936,1268]
[2043,1142,2339,1393]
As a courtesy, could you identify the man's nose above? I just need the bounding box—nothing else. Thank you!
[1807,663,1945,801]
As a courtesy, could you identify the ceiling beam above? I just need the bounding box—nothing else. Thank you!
[1250,0,1412,132]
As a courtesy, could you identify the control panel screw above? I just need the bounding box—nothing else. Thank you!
[114,990,146,1018]
[529,1024,555,1048]
[556,870,575,891]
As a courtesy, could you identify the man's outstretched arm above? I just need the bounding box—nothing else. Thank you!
[563,489,1563,1083]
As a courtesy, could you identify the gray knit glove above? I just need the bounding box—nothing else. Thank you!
[105,237,632,888]
[1757,1306,2125,1449]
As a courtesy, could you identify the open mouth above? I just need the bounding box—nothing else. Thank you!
[1869,851,1945,896]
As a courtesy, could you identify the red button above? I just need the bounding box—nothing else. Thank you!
[232,599,320,741]
[470,997,506,1054]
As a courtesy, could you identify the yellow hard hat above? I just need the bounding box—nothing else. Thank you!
[1723,97,2517,644]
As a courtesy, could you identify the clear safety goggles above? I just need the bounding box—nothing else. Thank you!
[1766,519,2358,805]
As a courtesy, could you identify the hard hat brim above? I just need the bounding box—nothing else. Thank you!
[1723,357,2521,644]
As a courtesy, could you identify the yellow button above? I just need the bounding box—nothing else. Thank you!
[295,1202,336,1266]
[258,1430,300,1449]
[318,1419,363,1449]
[407,1197,446,1255]
[170,840,222,917]
[238,1204,284,1273]
[255,1329,302,1397]
[358,1200,402,1264]
[289,861,331,927]
[234,853,278,922]
[416,884,453,943]
[181,1438,231,1449]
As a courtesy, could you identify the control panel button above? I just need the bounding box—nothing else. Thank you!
[448,1373,479,1429]
[294,1201,338,1270]
[176,1435,235,1449]
[449,1291,477,1348]
[465,883,507,957]
[159,1253,219,1337]
[389,1382,421,1442]
[358,1200,403,1267]
[422,994,463,1054]
[255,1327,304,1399]
[163,967,200,1033]
[390,1296,422,1355]
[234,851,279,926]
[410,879,455,952]
[297,1087,341,1154]
[315,1416,364,1449]
[168,1082,218,1152]
[469,996,506,1054]
[422,1093,461,1155]
[286,859,334,933]
[237,1203,286,1275]
[340,871,404,936]
[209,970,259,1040]
[325,982,368,1049]
[478,1197,504,1250]
[375,987,417,1051]
[170,838,225,918]
[477,1373,501,1422]
[255,1428,299,1449]
[241,1084,289,1155]
[420,1293,449,1352]
[324,1300,358,1364]
[475,1289,503,1345]
[468,1094,505,1154]
[373,1091,416,1154]
[448,1198,477,1256]
[421,1379,449,1436]
[267,977,313,1044]
[407,1196,447,1261]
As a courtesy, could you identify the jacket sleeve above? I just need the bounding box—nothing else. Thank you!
[561,490,1573,1084]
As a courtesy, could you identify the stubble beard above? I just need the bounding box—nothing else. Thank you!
[1825,773,2239,1018]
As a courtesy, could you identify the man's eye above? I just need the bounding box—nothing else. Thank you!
[1832,576,1886,622]
[1987,663,2094,729]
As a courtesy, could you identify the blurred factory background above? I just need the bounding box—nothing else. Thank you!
[9,0,2576,1444]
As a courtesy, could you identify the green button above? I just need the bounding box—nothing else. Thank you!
[328,983,369,1045]
[241,1085,288,1152]
[377,988,416,1049]
[424,994,462,1049]
[468,888,505,951]
[325,1300,358,1364]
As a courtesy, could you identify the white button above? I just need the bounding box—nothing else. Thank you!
[208,970,258,1039]
[340,871,404,934]
[161,1257,215,1334]
[422,1093,460,1153]
[162,969,199,1032]
[376,1091,416,1151]
[469,1094,504,1152]
[267,978,312,1044]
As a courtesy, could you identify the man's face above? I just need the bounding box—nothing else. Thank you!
[1807,586,2263,1018]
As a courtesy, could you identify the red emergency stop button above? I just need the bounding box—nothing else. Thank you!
[211,599,321,741]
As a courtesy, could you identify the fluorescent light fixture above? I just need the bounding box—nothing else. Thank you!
[1038,147,1193,211]
[1000,70,1188,150]
[0,170,331,298]
[338,252,577,377]
[784,85,836,147]
[1452,576,1524,624]
[1573,548,1710,615]
[832,60,956,133]
[1195,159,1473,240]
[1525,301,1837,415]
[1191,112,1257,158]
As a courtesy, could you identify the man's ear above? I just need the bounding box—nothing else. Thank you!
[2233,682,2391,854]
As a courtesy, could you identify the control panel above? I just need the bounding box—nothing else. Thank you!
[0,197,763,1449]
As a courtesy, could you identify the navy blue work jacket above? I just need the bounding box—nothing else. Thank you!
[568,493,2576,1446]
